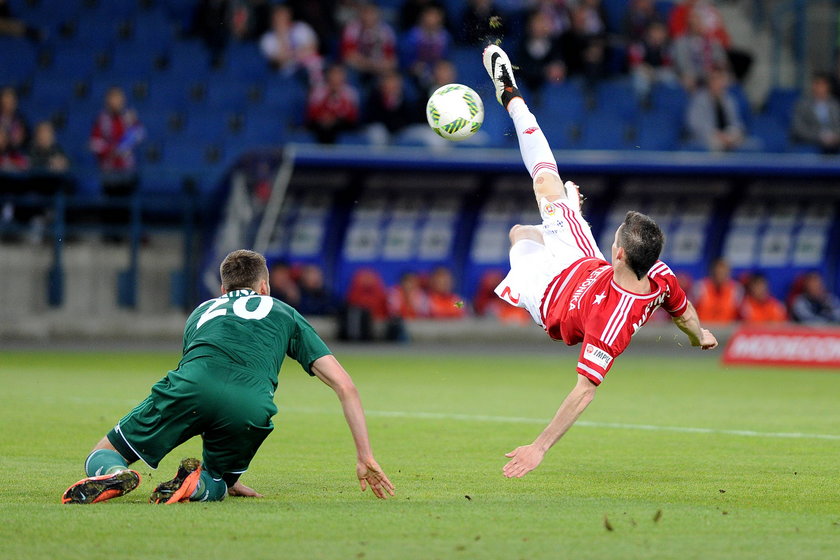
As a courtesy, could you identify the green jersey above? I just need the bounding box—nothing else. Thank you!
[179,289,332,387]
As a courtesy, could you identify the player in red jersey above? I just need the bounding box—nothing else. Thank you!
[483,45,719,478]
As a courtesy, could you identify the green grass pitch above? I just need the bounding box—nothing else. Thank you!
[1,348,838,559]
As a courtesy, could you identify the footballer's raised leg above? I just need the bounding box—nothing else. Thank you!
[482,45,583,211]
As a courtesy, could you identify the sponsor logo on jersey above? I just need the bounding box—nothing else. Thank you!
[584,343,613,370]
[523,127,539,135]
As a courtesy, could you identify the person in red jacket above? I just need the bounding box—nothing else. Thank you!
[427,267,466,319]
[305,64,360,144]
[89,86,145,196]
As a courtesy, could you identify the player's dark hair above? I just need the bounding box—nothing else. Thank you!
[618,211,664,280]
[220,250,268,292]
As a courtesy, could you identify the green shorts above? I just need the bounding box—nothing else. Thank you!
[108,360,277,478]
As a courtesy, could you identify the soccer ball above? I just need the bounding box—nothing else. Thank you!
[426,84,484,141]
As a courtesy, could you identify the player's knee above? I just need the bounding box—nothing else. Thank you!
[509,224,543,245]
[532,172,565,201]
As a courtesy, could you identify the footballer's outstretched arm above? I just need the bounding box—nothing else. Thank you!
[672,301,718,350]
[311,355,395,499]
[503,374,596,478]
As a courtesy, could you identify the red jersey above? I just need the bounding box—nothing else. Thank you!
[540,257,688,385]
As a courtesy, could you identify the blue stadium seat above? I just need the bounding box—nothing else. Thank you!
[241,109,287,146]
[99,50,158,81]
[594,79,639,120]
[0,38,37,82]
[81,0,138,20]
[541,81,587,118]
[68,17,117,48]
[650,83,688,119]
[181,108,228,142]
[221,42,271,82]
[262,77,309,127]
[42,46,101,79]
[728,84,753,128]
[579,113,632,150]
[23,78,73,116]
[540,111,581,150]
[163,40,214,81]
[205,81,253,109]
[11,0,82,31]
[123,9,175,50]
[635,110,682,151]
[749,114,789,153]
[764,87,800,127]
[163,0,200,34]
[144,80,191,111]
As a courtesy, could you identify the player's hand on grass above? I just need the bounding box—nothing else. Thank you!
[697,329,718,350]
[228,480,263,498]
[503,444,546,478]
[357,457,395,499]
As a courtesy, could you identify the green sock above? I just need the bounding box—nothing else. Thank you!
[85,449,129,477]
[190,470,227,502]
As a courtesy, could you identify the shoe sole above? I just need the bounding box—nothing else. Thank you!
[62,470,141,504]
[149,458,202,504]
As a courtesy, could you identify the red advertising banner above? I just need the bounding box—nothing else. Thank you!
[723,326,840,368]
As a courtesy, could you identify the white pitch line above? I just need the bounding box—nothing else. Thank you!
[280,406,840,441]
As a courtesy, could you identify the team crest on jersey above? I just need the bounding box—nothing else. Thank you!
[544,203,556,216]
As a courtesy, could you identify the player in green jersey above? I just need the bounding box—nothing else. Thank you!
[62,250,394,504]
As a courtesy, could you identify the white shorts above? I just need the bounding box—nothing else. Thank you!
[495,198,605,326]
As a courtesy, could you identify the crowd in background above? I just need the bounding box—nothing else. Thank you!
[4,0,840,189]
[266,259,840,341]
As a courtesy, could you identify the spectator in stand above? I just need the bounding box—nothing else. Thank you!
[0,0,43,41]
[427,267,465,319]
[458,0,504,45]
[531,0,572,37]
[399,0,447,31]
[693,257,742,323]
[268,261,301,306]
[672,8,728,91]
[686,67,748,152]
[288,0,338,48]
[297,264,336,316]
[193,0,270,66]
[628,20,676,101]
[28,121,69,174]
[669,0,752,82]
[365,71,430,146]
[473,270,529,324]
[559,4,607,87]
[340,2,397,84]
[0,86,28,152]
[341,268,390,341]
[0,127,26,171]
[403,5,451,91]
[260,4,324,85]
[791,72,840,154]
[427,59,457,94]
[517,10,567,92]
[306,64,360,144]
[90,87,145,197]
[740,273,787,324]
[624,0,663,43]
[388,272,430,319]
[791,272,840,324]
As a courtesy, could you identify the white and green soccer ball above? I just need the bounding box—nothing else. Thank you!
[426,84,484,141]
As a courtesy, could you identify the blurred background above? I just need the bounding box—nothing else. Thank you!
[1,0,839,343]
